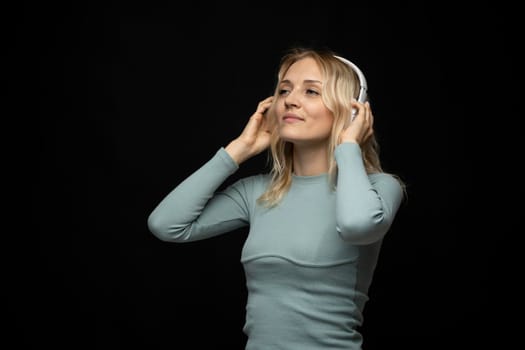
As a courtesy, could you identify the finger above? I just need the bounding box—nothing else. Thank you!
[350,99,366,122]
[258,96,274,107]
[243,112,264,133]
[256,106,267,115]
[259,111,269,129]
[364,101,371,122]
[366,128,374,142]
[257,97,274,115]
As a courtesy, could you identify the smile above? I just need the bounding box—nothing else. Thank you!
[282,115,304,123]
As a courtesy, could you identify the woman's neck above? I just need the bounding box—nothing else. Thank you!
[292,143,329,176]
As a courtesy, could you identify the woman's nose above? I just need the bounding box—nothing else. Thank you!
[284,91,300,109]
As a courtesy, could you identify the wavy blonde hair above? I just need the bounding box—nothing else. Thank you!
[258,48,397,207]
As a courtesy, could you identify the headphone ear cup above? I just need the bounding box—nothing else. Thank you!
[351,108,357,121]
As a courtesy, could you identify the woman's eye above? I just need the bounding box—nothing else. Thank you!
[306,89,319,95]
[278,89,290,95]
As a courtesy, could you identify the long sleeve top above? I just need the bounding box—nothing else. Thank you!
[147,142,404,350]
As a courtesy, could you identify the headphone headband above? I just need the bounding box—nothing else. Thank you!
[333,55,368,104]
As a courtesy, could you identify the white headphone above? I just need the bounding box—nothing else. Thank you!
[333,55,368,120]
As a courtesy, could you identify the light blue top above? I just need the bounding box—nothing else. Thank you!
[148,142,404,350]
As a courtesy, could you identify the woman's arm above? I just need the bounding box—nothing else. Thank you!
[147,148,249,242]
[334,142,404,245]
[148,96,274,242]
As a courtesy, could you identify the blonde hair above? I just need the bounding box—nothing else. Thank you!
[258,48,399,207]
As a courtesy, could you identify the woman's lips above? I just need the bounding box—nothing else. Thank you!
[283,115,304,123]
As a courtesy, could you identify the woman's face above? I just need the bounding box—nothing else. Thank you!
[275,57,334,147]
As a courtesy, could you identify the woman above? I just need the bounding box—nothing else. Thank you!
[148,47,405,349]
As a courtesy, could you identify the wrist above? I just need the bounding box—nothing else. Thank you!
[339,138,359,145]
[225,139,250,165]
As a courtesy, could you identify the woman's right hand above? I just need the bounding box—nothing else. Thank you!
[225,96,274,165]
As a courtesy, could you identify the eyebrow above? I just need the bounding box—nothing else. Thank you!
[280,79,323,85]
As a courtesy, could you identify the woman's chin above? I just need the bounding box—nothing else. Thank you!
[278,128,303,143]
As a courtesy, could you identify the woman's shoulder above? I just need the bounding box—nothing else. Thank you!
[368,172,405,198]
[369,171,396,180]
[369,172,403,188]
[237,173,272,188]
[224,173,271,204]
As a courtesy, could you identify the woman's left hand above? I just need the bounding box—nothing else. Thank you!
[339,100,374,145]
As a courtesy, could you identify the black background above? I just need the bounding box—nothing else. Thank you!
[9,1,512,349]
